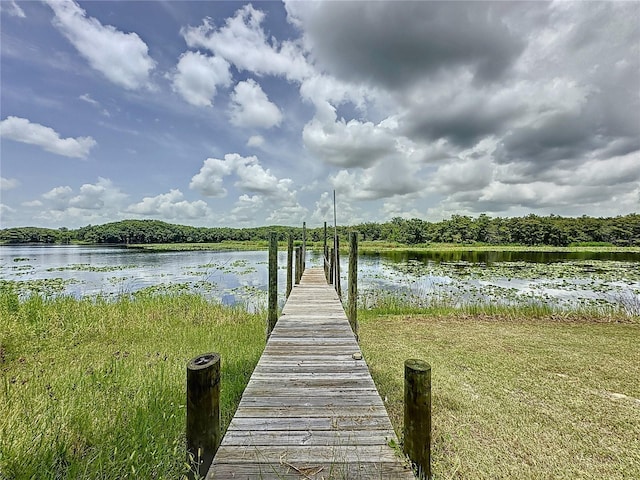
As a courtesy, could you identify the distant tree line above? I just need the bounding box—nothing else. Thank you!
[1,214,639,247]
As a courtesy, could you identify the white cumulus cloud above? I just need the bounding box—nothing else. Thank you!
[181,4,311,81]
[0,116,96,158]
[189,154,240,197]
[303,114,398,168]
[247,135,265,148]
[190,153,294,199]
[126,189,210,219]
[229,194,264,224]
[41,178,127,212]
[0,177,20,191]
[229,79,282,129]
[45,0,156,90]
[170,51,231,106]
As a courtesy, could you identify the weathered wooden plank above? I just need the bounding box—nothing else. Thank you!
[213,444,403,463]
[240,387,382,397]
[233,405,390,418]
[250,371,372,379]
[253,368,368,376]
[258,356,362,363]
[238,395,386,407]
[246,381,375,390]
[220,429,395,446]
[207,462,414,479]
[226,416,394,432]
[262,347,362,355]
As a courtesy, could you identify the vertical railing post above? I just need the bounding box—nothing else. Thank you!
[302,221,306,273]
[329,247,334,285]
[404,359,432,480]
[186,353,221,479]
[298,245,304,281]
[286,234,293,298]
[335,236,342,299]
[348,231,358,340]
[267,232,278,336]
[295,246,302,284]
[323,221,328,281]
[324,244,329,283]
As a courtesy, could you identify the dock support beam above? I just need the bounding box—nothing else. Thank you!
[302,221,306,272]
[186,353,221,480]
[348,231,358,340]
[286,233,293,298]
[329,247,334,285]
[268,232,278,336]
[404,359,432,480]
[334,236,341,299]
[323,221,328,282]
[295,246,302,284]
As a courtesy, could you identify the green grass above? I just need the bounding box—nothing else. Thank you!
[0,292,265,479]
[127,241,273,252]
[128,240,640,255]
[359,310,640,479]
[357,241,640,254]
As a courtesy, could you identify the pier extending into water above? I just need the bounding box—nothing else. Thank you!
[205,266,415,479]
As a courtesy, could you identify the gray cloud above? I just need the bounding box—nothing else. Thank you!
[288,1,529,89]
[401,93,522,148]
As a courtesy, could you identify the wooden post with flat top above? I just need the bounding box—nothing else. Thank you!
[286,234,293,298]
[295,246,302,284]
[186,353,220,479]
[335,236,342,298]
[404,358,432,480]
[302,222,306,272]
[348,231,358,340]
[267,232,278,336]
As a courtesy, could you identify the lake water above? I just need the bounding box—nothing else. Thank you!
[1,245,639,313]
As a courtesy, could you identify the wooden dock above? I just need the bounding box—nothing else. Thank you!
[206,267,414,479]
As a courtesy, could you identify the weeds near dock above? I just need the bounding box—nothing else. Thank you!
[0,291,264,479]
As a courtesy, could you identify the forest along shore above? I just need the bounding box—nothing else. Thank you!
[1,213,639,246]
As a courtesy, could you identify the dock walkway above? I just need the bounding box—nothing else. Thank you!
[207,267,414,479]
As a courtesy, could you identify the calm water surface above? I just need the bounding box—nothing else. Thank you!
[1,245,639,312]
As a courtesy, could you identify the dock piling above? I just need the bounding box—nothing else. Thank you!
[348,231,358,340]
[404,358,432,480]
[186,353,220,479]
[267,232,278,336]
[286,233,293,298]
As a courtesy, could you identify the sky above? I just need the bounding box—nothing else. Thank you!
[0,0,639,229]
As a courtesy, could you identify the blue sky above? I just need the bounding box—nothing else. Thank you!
[1,1,639,229]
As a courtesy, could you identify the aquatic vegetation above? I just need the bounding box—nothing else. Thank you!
[46,263,139,273]
[358,256,640,314]
[10,264,33,274]
[0,278,79,298]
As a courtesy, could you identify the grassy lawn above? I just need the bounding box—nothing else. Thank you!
[0,292,264,479]
[359,311,640,479]
[127,241,271,251]
[356,242,640,254]
[125,240,640,255]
